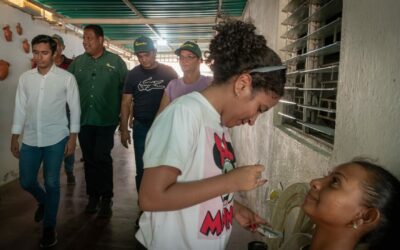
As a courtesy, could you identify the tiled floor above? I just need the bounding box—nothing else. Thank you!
[0,134,260,250]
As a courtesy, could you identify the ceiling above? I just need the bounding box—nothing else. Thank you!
[30,0,249,55]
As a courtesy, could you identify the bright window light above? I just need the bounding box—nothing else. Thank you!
[157,39,168,46]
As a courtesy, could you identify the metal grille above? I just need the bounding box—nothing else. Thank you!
[280,0,342,145]
[31,0,248,54]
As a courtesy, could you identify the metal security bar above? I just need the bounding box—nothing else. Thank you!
[280,0,342,145]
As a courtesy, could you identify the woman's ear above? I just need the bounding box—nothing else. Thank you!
[349,207,380,231]
[352,208,381,231]
[234,73,252,97]
[362,207,380,228]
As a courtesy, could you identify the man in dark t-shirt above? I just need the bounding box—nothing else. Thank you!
[119,36,178,195]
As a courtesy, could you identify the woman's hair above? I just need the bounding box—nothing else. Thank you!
[205,18,286,96]
[351,160,400,250]
[31,35,57,55]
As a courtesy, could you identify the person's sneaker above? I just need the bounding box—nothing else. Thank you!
[85,196,99,214]
[39,227,57,248]
[34,204,44,223]
[97,198,113,218]
[66,172,76,185]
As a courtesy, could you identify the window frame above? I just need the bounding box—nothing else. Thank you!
[279,0,343,146]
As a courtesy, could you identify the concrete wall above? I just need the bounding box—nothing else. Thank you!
[234,0,400,217]
[331,0,400,175]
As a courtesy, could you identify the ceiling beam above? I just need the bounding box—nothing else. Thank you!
[121,0,159,37]
[121,0,175,50]
[62,17,231,25]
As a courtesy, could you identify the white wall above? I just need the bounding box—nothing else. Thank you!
[331,0,400,176]
[233,0,400,217]
[0,2,84,185]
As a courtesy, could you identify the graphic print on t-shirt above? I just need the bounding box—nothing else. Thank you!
[199,131,236,239]
[213,133,236,205]
[137,77,165,91]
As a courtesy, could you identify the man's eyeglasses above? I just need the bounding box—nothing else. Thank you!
[178,55,198,61]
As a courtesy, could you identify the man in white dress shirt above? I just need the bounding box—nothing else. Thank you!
[10,34,80,248]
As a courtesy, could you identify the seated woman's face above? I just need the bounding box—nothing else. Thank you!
[302,163,370,228]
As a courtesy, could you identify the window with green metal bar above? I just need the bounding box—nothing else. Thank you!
[279,0,342,146]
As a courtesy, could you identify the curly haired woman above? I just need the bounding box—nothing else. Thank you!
[135,19,286,250]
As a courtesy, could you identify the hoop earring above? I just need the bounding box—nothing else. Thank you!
[352,222,358,229]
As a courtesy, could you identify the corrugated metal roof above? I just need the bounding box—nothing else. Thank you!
[31,0,248,54]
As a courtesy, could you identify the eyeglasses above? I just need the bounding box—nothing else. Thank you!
[178,55,198,61]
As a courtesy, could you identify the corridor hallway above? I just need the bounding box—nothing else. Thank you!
[0,133,257,250]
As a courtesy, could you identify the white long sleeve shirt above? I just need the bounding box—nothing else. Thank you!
[12,64,81,147]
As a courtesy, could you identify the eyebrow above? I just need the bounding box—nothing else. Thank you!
[33,50,50,53]
[332,171,347,181]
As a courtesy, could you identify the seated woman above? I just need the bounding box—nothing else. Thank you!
[302,160,400,250]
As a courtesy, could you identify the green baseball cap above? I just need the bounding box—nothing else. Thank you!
[134,36,155,53]
[52,34,64,46]
[175,41,202,58]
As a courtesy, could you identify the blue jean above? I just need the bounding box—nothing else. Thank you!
[133,120,151,192]
[64,153,75,173]
[19,137,68,228]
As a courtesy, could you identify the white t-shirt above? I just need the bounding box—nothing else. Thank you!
[136,92,236,250]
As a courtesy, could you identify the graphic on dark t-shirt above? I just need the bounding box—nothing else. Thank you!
[138,77,165,92]
[123,64,178,124]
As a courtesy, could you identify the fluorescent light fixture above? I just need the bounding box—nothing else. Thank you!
[6,0,24,8]
[42,9,54,22]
